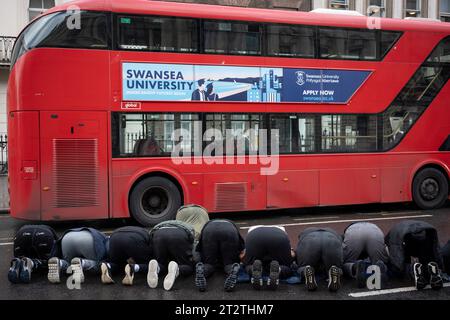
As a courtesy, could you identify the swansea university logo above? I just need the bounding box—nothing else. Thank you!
[296,71,306,86]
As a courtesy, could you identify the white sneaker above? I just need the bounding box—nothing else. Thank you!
[70,258,85,284]
[122,264,134,286]
[147,259,159,289]
[163,261,179,291]
[101,262,114,284]
[47,257,61,284]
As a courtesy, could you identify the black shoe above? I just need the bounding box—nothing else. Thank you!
[304,265,318,291]
[251,260,263,290]
[328,266,342,292]
[428,262,443,290]
[19,257,33,284]
[224,263,240,292]
[195,262,207,292]
[8,258,21,284]
[413,263,427,290]
[267,260,280,290]
[354,260,366,289]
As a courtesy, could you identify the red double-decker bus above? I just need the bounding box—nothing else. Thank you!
[8,0,450,226]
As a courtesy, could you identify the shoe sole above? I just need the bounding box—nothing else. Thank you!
[328,266,341,292]
[19,259,32,284]
[428,263,443,290]
[414,264,427,290]
[147,260,159,289]
[267,261,280,291]
[251,260,263,290]
[48,258,61,284]
[304,266,318,291]
[224,265,240,292]
[122,264,134,286]
[101,263,114,284]
[163,261,179,291]
[71,259,85,284]
[195,264,207,292]
[8,260,20,284]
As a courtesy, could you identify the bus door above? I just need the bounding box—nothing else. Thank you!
[40,111,109,220]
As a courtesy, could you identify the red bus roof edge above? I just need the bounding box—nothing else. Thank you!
[45,0,450,33]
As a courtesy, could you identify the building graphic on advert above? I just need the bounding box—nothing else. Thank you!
[248,69,282,102]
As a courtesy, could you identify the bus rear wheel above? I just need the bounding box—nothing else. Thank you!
[129,176,181,227]
[412,168,448,210]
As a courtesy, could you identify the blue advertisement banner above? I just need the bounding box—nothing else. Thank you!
[122,62,371,104]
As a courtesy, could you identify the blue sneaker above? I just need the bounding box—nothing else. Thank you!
[8,258,21,284]
[19,257,33,283]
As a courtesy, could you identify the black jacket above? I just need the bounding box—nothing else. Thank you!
[196,219,245,253]
[385,220,443,273]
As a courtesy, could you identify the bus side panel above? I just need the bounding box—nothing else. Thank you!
[381,167,409,203]
[8,111,41,220]
[40,111,109,221]
[319,168,381,206]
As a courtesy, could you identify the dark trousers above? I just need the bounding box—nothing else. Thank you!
[108,227,153,274]
[404,233,437,266]
[243,227,293,279]
[199,221,242,277]
[296,230,343,273]
[152,227,194,276]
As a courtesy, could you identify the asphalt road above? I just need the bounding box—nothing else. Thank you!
[1,202,450,300]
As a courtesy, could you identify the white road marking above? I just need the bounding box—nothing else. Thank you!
[349,283,450,298]
[0,242,13,246]
[240,214,433,229]
[381,211,421,216]
[293,216,340,221]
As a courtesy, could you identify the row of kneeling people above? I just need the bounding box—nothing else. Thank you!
[8,204,450,292]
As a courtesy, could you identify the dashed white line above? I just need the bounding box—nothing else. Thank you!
[349,282,450,298]
[0,242,13,246]
[240,214,433,230]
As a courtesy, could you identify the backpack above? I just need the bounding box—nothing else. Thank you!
[13,225,58,260]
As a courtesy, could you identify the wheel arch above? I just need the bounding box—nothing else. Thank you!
[410,160,450,198]
[126,167,188,214]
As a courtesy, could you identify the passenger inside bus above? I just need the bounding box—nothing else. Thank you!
[133,135,162,156]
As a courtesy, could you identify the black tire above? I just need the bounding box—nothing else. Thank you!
[412,168,449,210]
[129,176,182,227]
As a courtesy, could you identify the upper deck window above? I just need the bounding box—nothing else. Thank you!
[427,37,450,63]
[11,11,110,68]
[267,24,315,58]
[117,15,199,53]
[204,21,261,55]
[319,28,378,60]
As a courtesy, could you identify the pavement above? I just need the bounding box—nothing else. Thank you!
[1,202,450,300]
[0,175,8,212]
